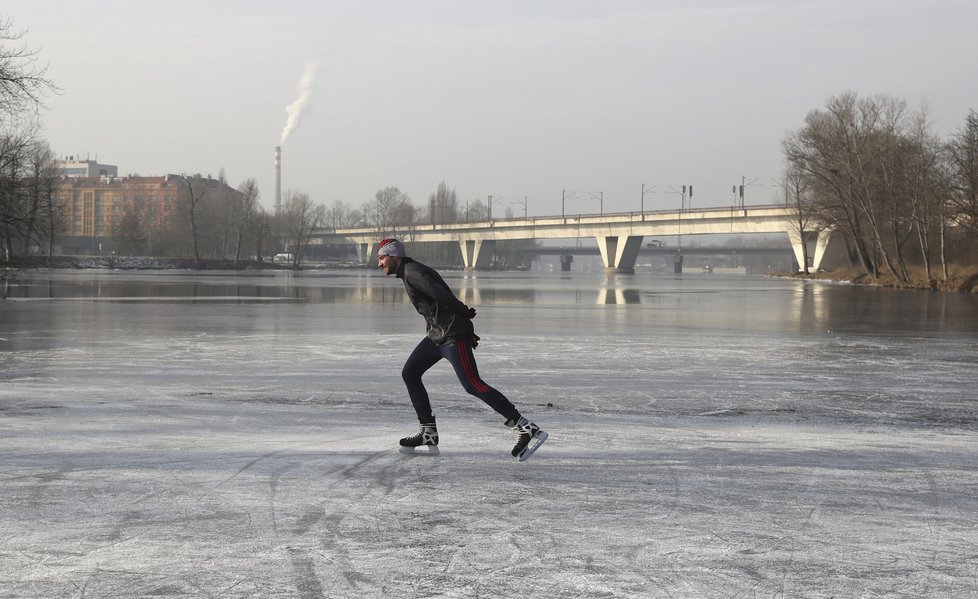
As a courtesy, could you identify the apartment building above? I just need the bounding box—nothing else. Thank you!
[57,175,182,238]
[57,157,119,179]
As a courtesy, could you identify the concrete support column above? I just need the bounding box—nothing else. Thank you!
[673,253,684,274]
[356,242,375,263]
[597,235,643,273]
[459,239,496,270]
[788,229,832,272]
[810,229,833,272]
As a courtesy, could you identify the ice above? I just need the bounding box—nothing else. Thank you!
[2,270,978,597]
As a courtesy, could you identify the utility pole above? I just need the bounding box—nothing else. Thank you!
[677,185,691,211]
[739,176,757,208]
[641,184,655,218]
[562,189,577,218]
[590,191,604,215]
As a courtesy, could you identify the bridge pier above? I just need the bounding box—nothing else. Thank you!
[596,235,643,274]
[673,253,684,274]
[459,239,496,270]
[788,229,833,272]
[356,242,375,263]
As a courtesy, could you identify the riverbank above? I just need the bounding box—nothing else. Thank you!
[0,255,369,272]
[1,255,293,270]
[6,255,978,293]
[777,264,978,293]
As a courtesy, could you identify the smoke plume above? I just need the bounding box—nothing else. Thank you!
[280,62,318,146]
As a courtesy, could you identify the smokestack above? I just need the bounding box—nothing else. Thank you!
[274,146,282,216]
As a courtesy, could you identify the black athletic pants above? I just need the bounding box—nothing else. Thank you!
[402,336,519,423]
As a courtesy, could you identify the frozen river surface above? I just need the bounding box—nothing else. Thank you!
[2,269,978,598]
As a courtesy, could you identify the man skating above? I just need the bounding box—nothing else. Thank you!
[377,238,548,461]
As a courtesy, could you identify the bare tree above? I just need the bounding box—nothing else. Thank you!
[783,92,941,284]
[251,208,273,262]
[947,110,978,240]
[282,190,325,268]
[172,173,209,262]
[201,182,237,260]
[783,93,878,276]
[880,108,948,286]
[428,181,460,225]
[112,191,148,256]
[234,178,260,263]
[425,182,463,263]
[0,16,58,119]
[0,125,34,260]
[22,140,60,257]
[367,186,415,235]
[325,200,365,229]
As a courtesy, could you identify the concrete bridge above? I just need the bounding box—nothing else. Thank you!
[312,204,832,273]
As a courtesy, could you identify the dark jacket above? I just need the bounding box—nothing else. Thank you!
[396,258,474,345]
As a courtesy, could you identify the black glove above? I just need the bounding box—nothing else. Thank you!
[471,334,480,349]
[466,307,477,319]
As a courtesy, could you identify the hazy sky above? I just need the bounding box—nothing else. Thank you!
[6,1,977,216]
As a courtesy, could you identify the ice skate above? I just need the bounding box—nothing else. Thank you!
[399,418,440,455]
[506,416,548,462]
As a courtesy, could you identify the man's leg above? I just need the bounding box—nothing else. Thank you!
[444,338,548,460]
[401,337,443,421]
[441,338,520,421]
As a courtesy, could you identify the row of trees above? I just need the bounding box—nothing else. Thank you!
[319,182,533,267]
[1,16,58,261]
[154,173,274,264]
[0,128,60,260]
[783,92,978,286]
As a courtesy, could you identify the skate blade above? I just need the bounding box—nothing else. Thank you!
[399,445,440,456]
[517,431,549,462]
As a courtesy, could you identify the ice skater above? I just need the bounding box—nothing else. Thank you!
[376,238,548,461]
